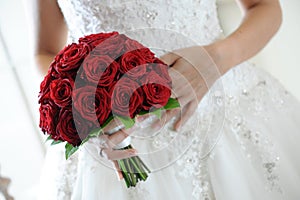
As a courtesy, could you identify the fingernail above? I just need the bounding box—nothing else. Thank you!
[130,149,137,155]
[137,116,146,122]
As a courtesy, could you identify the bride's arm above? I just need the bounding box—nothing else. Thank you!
[209,0,282,73]
[32,0,68,75]
[159,0,283,130]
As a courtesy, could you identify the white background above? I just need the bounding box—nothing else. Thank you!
[0,0,299,199]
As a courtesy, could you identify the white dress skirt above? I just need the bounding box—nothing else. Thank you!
[38,0,300,199]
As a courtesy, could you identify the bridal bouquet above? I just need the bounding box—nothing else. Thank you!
[38,32,179,187]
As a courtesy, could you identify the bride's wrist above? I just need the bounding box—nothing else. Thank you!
[203,40,235,75]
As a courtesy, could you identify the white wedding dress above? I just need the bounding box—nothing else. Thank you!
[38,0,300,199]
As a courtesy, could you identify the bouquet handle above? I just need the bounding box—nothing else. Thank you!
[106,126,150,188]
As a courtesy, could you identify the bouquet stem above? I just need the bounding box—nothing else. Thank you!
[117,145,150,188]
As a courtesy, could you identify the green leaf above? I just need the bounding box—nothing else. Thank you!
[79,116,114,147]
[65,143,79,159]
[116,116,135,129]
[138,108,162,119]
[164,98,180,110]
[51,140,63,146]
[80,127,103,146]
[45,135,63,146]
[89,127,103,138]
[45,135,52,143]
[151,108,162,119]
[138,110,149,116]
[80,137,89,146]
[101,115,114,128]
[80,130,101,147]
[137,99,179,119]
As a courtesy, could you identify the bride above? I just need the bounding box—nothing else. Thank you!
[34,0,300,199]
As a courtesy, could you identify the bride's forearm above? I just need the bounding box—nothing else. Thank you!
[32,0,68,76]
[206,0,282,74]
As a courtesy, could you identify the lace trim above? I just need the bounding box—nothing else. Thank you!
[57,0,223,45]
[56,153,78,200]
[127,183,151,200]
[225,63,290,193]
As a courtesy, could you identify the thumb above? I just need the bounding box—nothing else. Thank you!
[160,52,180,66]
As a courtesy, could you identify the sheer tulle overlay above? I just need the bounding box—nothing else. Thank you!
[38,0,300,199]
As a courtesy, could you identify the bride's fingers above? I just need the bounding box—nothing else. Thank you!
[160,52,180,66]
[112,161,123,180]
[174,101,197,131]
[103,149,137,161]
[102,118,123,133]
[136,114,151,123]
[152,108,180,129]
[107,126,135,146]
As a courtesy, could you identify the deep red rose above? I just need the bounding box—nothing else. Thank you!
[39,100,60,140]
[39,32,176,149]
[151,60,172,85]
[49,78,74,107]
[38,91,51,106]
[39,74,52,100]
[124,64,149,80]
[73,111,95,140]
[124,39,145,51]
[106,80,118,95]
[92,34,128,58]
[56,108,82,146]
[73,86,111,125]
[136,48,155,62]
[140,71,171,110]
[119,51,148,74]
[81,55,119,86]
[42,61,61,81]
[95,88,112,125]
[55,43,89,73]
[79,32,119,49]
[111,77,143,118]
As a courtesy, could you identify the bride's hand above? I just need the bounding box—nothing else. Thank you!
[157,45,222,131]
[94,120,137,179]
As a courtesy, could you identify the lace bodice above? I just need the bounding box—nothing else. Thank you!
[57,0,223,53]
[54,1,293,199]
